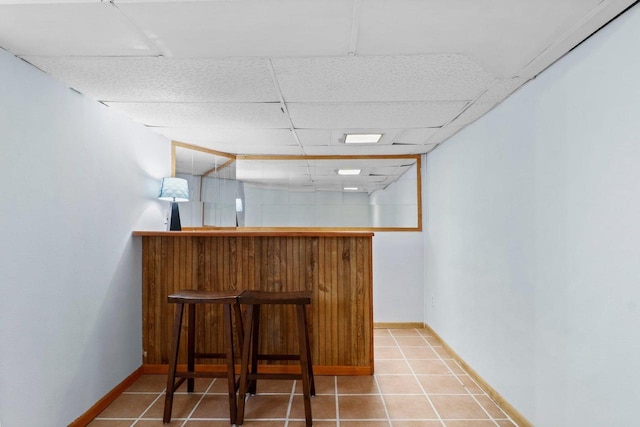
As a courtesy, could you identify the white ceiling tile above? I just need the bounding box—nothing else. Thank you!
[356,0,603,77]
[393,128,439,145]
[288,101,466,129]
[423,125,465,146]
[152,128,297,148]
[118,0,353,57]
[273,55,495,102]
[22,57,278,102]
[105,102,289,128]
[0,2,154,56]
[449,102,498,127]
[477,77,531,104]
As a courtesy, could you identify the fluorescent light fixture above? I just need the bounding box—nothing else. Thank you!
[338,169,361,175]
[344,187,358,191]
[344,133,382,144]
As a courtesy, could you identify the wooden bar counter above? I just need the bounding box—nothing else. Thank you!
[133,230,374,375]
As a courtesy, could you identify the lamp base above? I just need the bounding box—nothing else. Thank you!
[169,202,182,231]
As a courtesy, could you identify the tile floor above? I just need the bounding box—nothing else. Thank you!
[89,328,518,426]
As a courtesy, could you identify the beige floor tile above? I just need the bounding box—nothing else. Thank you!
[394,336,429,346]
[142,393,204,419]
[289,422,337,427]
[408,359,451,375]
[135,421,193,427]
[338,375,379,394]
[338,395,388,419]
[375,375,423,394]
[444,421,496,427]
[235,421,286,427]
[495,420,517,426]
[423,336,441,345]
[374,329,392,336]
[475,395,507,418]
[295,376,336,395]
[392,421,442,427]
[125,375,167,393]
[207,378,235,394]
[289,394,336,419]
[443,360,466,375]
[87,421,135,427]
[401,346,439,359]
[375,346,405,359]
[430,395,489,420]
[183,421,234,427]
[189,394,234,419]
[248,379,295,394]
[432,346,451,358]
[384,394,438,419]
[389,329,421,336]
[374,359,413,374]
[175,377,216,393]
[417,375,468,395]
[242,394,291,419]
[340,422,390,427]
[458,375,484,394]
[96,393,159,419]
[374,336,398,346]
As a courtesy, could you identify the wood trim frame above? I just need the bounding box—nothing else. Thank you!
[423,324,533,427]
[68,367,143,427]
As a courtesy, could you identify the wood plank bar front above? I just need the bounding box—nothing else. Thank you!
[134,230,374,375]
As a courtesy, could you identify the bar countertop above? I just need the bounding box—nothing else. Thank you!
[133,229,374,237]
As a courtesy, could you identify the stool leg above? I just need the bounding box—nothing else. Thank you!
[187,303,196,393]
[163,302,184,424]
[237,304,255,426]
[302,305,315,396]
[296,305,313,427]
[223,303,238,425]
[248,304,261,395]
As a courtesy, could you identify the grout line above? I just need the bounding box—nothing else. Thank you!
[371,373,393,427]
[389,329,446,427]
[283,380,296,427]
[129,390,165,427]
[181,378,216,426]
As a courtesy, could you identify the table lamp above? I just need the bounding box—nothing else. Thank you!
[158,177,189,231]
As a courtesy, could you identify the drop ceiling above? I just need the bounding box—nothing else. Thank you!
[0,0,634,188]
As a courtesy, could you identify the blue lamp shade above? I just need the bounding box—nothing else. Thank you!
[158,177,189,202]
[159,177,189,231]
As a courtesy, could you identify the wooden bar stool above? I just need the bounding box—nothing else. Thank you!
[236,290,315,426]
[163,289,243,425]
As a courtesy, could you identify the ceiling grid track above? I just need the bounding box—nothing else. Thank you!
[108,0,166,57]
[348,0,363,56]
[266,58,314,183]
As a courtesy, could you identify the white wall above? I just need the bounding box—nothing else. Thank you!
[373,230,425,323]
[0,48,169,426]
[424,5,640,426]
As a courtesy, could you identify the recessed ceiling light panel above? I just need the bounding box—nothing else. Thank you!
[338,169,361,175]
[344,133,383,144]
[344,187,359,191]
